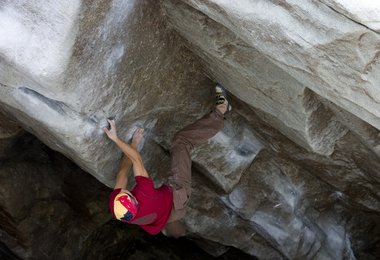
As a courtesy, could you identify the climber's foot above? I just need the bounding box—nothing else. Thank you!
[215,84,231,114]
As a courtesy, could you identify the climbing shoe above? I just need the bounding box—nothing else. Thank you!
[215,83,232,113]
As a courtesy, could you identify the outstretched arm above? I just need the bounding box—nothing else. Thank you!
[104,120,149,189]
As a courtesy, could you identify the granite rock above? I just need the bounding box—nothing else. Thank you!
[1,0,380,259]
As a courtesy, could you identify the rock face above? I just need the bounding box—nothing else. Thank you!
[0,0,216,186]
[1,0,380,259]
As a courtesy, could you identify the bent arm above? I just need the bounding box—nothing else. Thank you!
[113,137,149,178]
[104,120,149,180]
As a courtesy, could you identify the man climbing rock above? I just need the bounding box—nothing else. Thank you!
[104,84,231,237]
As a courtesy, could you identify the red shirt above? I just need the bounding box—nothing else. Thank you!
[110,176,173,235]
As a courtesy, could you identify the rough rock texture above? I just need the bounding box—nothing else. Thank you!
[168,0,380,131]
[1,0,380,259]
[162,0,349,156]
[0,0,216,186]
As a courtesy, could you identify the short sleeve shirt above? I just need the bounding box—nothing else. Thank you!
[110,176,173,235]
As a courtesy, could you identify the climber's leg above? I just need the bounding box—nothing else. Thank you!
[163,84,230,238]
[167,108,225,223]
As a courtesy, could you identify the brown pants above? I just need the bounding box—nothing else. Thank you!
[164,109,224,237]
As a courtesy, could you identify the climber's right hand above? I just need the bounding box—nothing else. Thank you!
[104,119,118,141]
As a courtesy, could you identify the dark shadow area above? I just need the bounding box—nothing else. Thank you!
[80,220,256,260]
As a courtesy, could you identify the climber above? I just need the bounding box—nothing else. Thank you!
[104,84,231,237]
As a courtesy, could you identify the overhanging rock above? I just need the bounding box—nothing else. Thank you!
[162,0,349,155]
[1,0,380,259]
[176,0,380,130]
[0,0,216,185]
